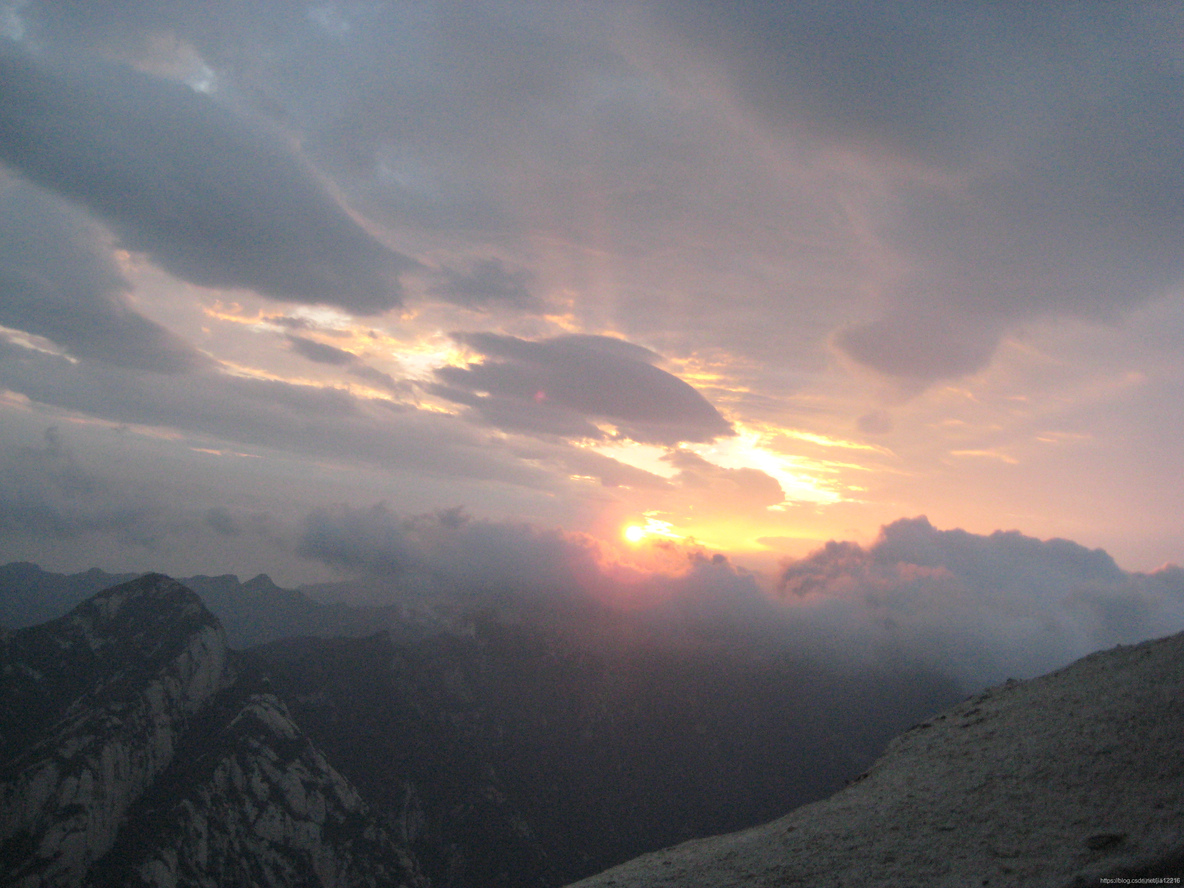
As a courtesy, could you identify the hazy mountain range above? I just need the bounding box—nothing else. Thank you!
[3,563,1180,886]
[0,565,958,887]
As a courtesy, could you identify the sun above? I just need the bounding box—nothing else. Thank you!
[623,524,647,544]
[622,516,684,545]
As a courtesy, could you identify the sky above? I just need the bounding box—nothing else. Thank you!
[2,1,1184,681]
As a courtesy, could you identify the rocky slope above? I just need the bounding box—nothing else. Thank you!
[0,574,424,888]
[565,630,1184,887]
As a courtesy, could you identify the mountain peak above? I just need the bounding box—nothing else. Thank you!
[0,575,423,888]
[242,572,281,594]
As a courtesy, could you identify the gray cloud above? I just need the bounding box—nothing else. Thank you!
[298,503,602,596]
[659,3,1184,387]
[662,450,785,511]
[203,506,241,537]
[286,335,355,367]
[856,410,893,436]
[286,334,402,393]
[0,427,161,546]
[296,501,792,644]
[12,2,1184,390]
[836,310,1005,386]
[0,341,550,491]
[0,42,413,314]
[779,517,1184,685]
[0,180,207,373]
[432,258,539,310]
[433,333,735,445]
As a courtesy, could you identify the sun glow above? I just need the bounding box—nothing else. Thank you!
[622,515,684,545]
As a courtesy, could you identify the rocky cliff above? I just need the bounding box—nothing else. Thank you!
[0,574,424,888]
[565,630,1184,887]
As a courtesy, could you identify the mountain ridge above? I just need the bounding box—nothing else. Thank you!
[0,562,405,649]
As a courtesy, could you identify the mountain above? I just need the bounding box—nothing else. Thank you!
[564,630,1184,887]
[0,562,138,629]
[179,573,406,647]
[0,563,966,887]
[0,574,424,888]
[247,619,961,888]
[0,562,404,648]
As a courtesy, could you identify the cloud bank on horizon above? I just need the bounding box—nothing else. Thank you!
[0,2,1182,627]
[294,506,1184,687]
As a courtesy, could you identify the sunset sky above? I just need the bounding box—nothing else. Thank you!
[1,0,1183,641]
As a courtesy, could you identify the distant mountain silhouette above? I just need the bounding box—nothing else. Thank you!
[0,562,403,648]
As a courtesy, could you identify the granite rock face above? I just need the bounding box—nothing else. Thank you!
[0,575,424,888]
[565,630,1184,887]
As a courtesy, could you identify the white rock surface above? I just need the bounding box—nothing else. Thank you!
[1,574,425,888]
[566,631,1184,887]
[0,575,228,888]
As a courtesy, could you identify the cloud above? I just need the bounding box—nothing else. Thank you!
[0,427,161,545]
[779,517,1184,685]
[836,309,1004,387]
[432,258,540,310]
[432,333,735,445]
[286,335,355,367]
[662,450,785,512]
[0,180,207,373]
[296,501,792,643]
[0,341,550,490]
[856,410,893,436]
[0,43,413,314]
[298,503,604,597]
[659,3,1184,388]
[203,506,241,537]
[285,334,402,393]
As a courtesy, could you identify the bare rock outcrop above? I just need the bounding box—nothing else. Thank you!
[87,684,424,888]
[0,574,424,888]
[566,631,1184,887]
[0,575,226,886]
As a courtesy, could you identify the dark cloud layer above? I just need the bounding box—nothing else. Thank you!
[297,505,1184,687]
[0,181,206,373]
[0,428,160,546]
[0,341,548,490]
[434,333,735,445]
[662,3,1184,386]
[0,43,412,313]
[10,4,1181,388]
[298,503,603,597]
[432,258,540,311]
